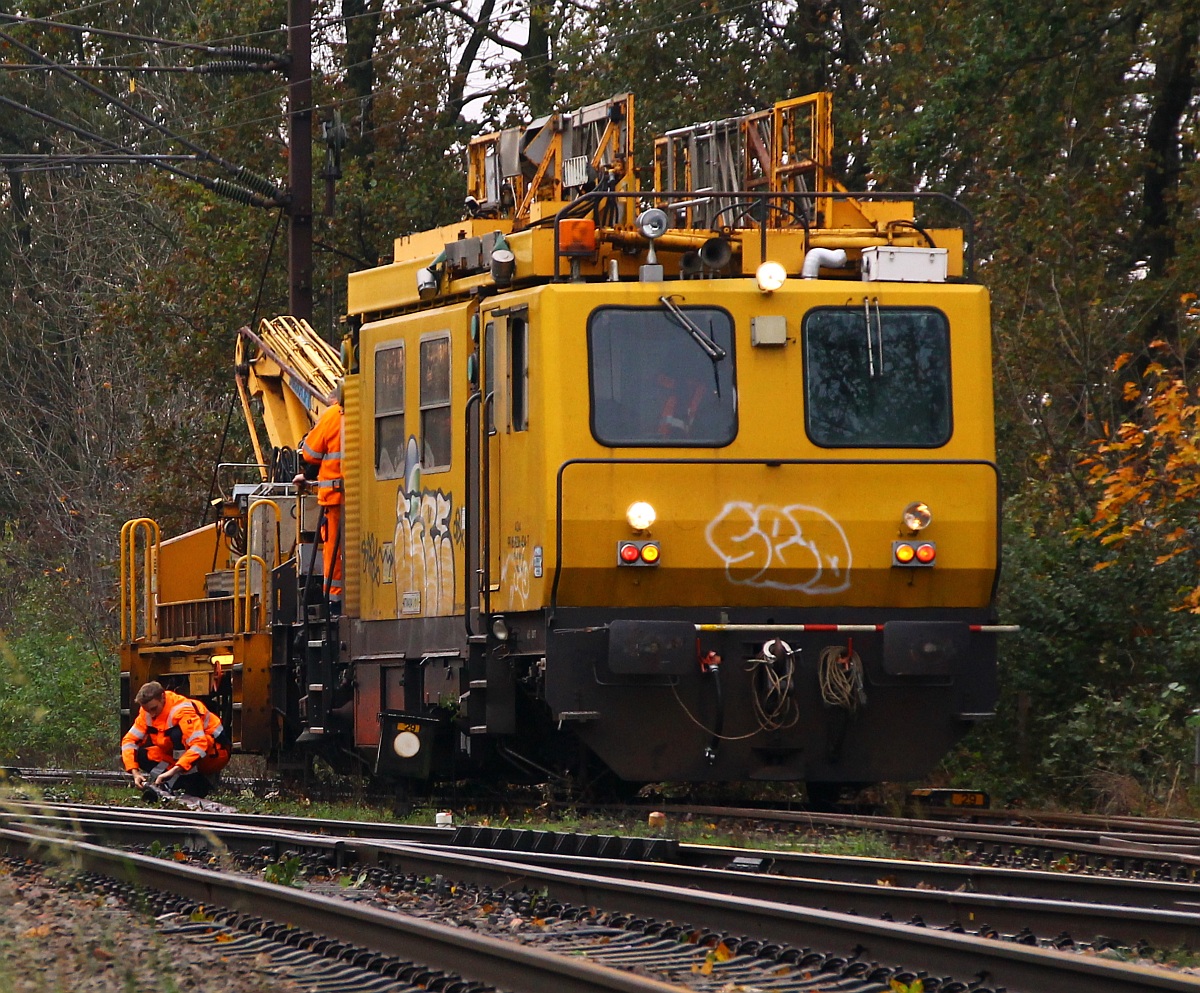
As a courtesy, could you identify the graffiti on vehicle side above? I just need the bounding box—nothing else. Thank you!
[705,501,851,593]
[393,436,455,615]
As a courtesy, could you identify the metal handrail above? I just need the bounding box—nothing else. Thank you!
[247,498,283,568]
[232,554,268,633]
[119,518,160,643]
[552,188,975,280]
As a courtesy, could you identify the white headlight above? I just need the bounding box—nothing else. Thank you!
[626,501,657,531]
[756,261,787,293]
[392,730,421,758]
[902,501,932,531]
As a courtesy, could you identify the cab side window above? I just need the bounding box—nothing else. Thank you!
[420,333,451,470]
[483,311,529,435]
[509,316,528,433]
[374,342,405,479]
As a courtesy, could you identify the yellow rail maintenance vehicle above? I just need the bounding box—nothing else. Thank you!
[121,93,1010,797]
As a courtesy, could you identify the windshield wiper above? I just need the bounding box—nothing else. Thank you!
[659,295,726,396]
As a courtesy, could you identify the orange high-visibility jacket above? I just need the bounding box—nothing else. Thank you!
[121,690,226,773]
[299,402,344,506]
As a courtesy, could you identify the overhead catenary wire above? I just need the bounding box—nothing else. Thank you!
[0,9,284,60]
[0,63,280,73]
[0,94,279,208]
[0,0,799,213]
[1,0,774,162]
[0,26,285,204]
[99,0,771,144]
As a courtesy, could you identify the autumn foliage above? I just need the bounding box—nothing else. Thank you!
[1085,328,1200,611]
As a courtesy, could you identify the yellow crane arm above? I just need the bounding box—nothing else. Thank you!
[235,316,343,478]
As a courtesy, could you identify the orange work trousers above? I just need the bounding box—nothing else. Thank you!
[320,503,344,601]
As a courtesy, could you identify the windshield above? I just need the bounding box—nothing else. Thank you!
[589,305,737,447]
[803,306,951,447]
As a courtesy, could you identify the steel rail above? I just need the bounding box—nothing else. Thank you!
[6,803,1198,912]
[421,846,1200,951]
[192,837,1200,991]
[919,807,1200,837]
[0,798,470,843]
[0,826,684,993]
[5,814,1197,992]
[659,804,1200,867]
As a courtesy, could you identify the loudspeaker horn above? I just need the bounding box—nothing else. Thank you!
[679,252,703,277]
[700,236,732,269]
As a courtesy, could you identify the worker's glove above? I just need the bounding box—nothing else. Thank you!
[292,473,307,489]
[131,771,147,789]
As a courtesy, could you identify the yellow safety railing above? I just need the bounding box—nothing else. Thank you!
[232,554,268,633]
[120,518,160,643]
[247,498,284,568]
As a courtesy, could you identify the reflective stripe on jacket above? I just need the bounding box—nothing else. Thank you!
[299,402,344,506]
[120,690,226,773]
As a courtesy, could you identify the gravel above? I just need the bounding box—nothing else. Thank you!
[0,859,297,993]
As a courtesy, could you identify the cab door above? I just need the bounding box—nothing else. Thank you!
[483,306,533,613]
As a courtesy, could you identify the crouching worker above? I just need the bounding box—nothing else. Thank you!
[121,681,231,798]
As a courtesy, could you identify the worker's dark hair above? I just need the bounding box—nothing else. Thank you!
[134,681,165,707]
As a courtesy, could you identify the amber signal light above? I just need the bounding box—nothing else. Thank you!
[560,218,597,256]
[617,541,661,566]
[893,540,936,567]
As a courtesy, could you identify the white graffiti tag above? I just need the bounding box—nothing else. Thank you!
[500,547,531,610]
[705,502,851,593]
[394,436,456,616]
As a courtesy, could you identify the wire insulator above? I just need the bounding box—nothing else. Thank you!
[208,46,280,63]
[198,60,272,75]
[233,165,284,200]
[206,176,267,207]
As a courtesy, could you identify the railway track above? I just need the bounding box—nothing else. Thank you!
[1,801,1198,990]
[605,802,1200,876]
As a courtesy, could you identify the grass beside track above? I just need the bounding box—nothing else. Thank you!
[8,778,907,858]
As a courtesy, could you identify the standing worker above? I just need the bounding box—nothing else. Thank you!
[121,681,230,797]
[293,388,345,613]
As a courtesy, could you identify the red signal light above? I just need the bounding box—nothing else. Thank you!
[893,539,936,567]
[617,540,661,566]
